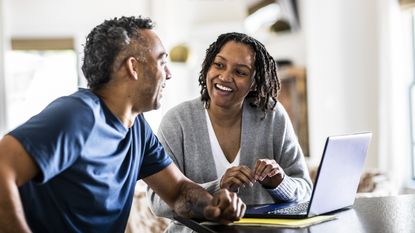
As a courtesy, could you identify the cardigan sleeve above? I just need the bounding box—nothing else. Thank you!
[265,103,312,202]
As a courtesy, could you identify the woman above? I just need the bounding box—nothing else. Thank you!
[147,32,312,232]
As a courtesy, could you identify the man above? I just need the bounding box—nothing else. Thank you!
[0,16,245,233]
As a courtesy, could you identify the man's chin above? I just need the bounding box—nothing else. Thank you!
[142,101,161,113]
[153,101,161,110]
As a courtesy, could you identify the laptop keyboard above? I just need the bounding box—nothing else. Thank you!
[266,201,310,215]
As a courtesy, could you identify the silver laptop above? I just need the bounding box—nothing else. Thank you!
[244,132,372,219]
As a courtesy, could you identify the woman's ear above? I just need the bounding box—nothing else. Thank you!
[126,57,140,80]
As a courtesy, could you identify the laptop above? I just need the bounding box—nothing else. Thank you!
[244,132,372,219]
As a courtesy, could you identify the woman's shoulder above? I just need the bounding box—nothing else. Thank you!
[244,98,288,120]
[165,98,203,116]
[273,101,289,116]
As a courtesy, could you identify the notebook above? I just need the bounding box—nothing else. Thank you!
[244,132,372,219]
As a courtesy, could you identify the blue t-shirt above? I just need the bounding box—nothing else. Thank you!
[9,88,172,233]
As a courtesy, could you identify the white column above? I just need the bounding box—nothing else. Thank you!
[377,0,413,190]
[304,0,380,167]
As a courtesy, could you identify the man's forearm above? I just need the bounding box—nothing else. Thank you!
[173,181,213,219]
[145,164,244,223]
[0,179,32,233]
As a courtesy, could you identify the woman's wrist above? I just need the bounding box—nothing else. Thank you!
[260,172,285,189]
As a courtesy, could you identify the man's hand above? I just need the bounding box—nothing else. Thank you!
[145,164,246,224]
[220,165,256,192]
[203,189,246,224]
[254,159,285,188]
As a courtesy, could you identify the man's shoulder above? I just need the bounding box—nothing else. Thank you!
[66,88,100,108]
[41,89,100,131]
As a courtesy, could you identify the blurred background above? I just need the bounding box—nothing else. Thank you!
[1,0,415,196]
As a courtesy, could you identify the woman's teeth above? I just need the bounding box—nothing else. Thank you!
[215,84,232,92]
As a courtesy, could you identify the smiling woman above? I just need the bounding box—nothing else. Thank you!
[206,41,255,113]
[147,32,312,233]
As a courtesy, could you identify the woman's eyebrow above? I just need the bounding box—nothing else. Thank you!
[215,55,252,70]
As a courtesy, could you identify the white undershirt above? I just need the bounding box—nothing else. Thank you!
[205,110,240,178]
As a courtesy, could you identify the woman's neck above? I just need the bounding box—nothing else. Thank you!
[207,103,243,128]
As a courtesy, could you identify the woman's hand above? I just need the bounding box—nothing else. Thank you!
[254,159,285,189]
[220,165,256,192]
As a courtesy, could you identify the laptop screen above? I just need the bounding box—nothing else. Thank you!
[308,133,372,216]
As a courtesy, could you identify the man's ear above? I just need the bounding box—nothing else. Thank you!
[126,57,141,80]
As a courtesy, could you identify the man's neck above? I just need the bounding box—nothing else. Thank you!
[93,88,139,128]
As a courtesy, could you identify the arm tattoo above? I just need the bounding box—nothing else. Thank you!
[173,182,211,219]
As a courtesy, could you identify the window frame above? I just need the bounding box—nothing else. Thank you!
[410,12,415,180]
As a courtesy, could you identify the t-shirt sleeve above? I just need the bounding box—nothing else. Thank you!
[138,115,173,179]
[8,97,93,184]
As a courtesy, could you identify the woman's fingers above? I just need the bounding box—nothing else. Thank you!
[220,166,255,190]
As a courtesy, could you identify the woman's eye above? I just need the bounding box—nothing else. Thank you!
[213,62,223,68]
[236,70,248,76]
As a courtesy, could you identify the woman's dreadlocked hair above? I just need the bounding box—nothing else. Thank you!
[198,32,280,117]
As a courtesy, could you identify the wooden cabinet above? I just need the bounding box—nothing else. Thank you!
[277,66,309,157]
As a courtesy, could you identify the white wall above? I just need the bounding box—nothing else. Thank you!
[8,0,150,37]
[263,0,307,66]
[303,0,380,168]
[264,31,306,66]
[0,0,8,135]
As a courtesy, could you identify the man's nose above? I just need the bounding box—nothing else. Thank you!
[165,66,172,80]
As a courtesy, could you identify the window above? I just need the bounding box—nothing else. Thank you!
[4,38,78,130]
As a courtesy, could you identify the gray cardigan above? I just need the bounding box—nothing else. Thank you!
[146,98,312,232]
